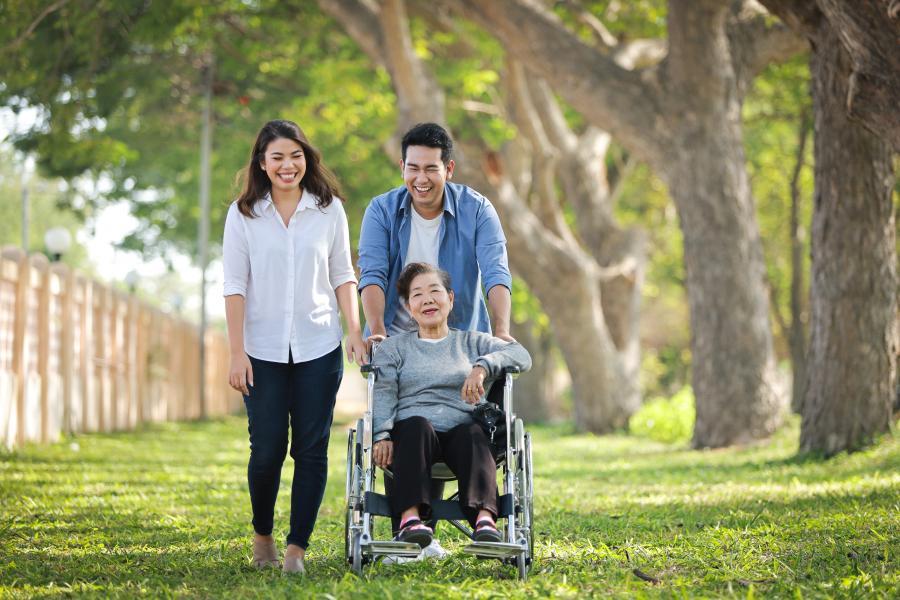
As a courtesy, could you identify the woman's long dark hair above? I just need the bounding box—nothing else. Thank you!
[235,120,343,217]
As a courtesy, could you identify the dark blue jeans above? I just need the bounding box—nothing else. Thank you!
[243,344,342,549]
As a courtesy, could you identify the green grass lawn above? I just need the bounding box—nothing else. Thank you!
[1,415,897,598]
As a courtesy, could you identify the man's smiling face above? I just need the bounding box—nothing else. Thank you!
[401,145,454,219]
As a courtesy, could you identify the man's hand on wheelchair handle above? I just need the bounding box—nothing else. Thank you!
[373,440,393,468]
[461,365,488,404]
[366,332,387,353]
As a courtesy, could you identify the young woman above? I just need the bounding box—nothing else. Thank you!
[223,119,367,574]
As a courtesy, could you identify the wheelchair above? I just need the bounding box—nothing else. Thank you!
[343,355,535,579]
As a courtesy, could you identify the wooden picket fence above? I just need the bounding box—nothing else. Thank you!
[0,246,241,450]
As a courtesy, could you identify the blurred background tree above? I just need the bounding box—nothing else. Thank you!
[1,0,894,454]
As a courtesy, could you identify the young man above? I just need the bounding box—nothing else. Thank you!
[357,122,513,560]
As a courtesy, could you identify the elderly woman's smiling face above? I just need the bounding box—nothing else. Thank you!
[407,271,454,330]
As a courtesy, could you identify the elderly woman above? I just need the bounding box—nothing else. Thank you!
[371,262,532,548]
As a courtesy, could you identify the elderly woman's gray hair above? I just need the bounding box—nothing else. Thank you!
[396,262,452,301]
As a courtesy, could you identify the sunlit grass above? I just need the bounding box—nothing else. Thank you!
[1,415,897,598]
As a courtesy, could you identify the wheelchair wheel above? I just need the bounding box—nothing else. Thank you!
[350,527,362,575]
[524,432,534,562]
[344,420,364,566]
[513,419,534,580]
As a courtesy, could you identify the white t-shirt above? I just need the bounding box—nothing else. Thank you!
[388,208,442,335]
[222,191,357,363]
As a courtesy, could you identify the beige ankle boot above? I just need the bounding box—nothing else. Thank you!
[282,546,306,574]
[251,537,280,569]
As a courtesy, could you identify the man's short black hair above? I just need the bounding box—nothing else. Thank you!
[401,122,453,165]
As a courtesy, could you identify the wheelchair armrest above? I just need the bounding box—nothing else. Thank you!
[501,366,521,375]
[360,364,378,375]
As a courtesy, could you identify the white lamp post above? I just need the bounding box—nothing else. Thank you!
[125,270,140,293]
[44,227,72,262]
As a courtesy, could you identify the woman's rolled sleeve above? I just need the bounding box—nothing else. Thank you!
[328,201,358,289]
[222,203,250,297]
[473,336,532,377]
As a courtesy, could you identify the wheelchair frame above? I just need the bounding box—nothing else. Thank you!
[344,358,534,579]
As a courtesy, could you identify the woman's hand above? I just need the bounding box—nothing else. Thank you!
[461,365,488,404]
[345,330,369,365]
[229,352,254,395]
[373,440,393,468]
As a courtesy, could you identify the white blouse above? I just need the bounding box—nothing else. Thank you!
[222,190,357,363]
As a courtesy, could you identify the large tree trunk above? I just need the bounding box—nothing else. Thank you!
[451,0,802,447]
[800,24,897,455]
[666,1,785,447]
[815,0,900,152]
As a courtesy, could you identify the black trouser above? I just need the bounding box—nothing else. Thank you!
[388,416,498,528]
[384,467,444,536]
[243,345,342,550]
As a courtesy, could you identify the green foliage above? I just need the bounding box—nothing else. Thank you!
[510,277,551,335]
[628,386,695,444]
[1,0,398,258]
[421,16,514,153]
[555,1,668,42]
[1,417,898,597]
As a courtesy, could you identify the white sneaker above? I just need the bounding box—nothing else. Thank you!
[380,553,419,565]
[419,539,449,560]
[380,539,449,565]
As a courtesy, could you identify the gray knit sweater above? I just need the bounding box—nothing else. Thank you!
[372,329,532,441]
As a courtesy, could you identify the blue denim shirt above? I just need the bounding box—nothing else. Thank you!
[358,182,511,335]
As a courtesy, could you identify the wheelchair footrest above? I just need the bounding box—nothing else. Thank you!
[463,541,524,559]
[363,540,422,557]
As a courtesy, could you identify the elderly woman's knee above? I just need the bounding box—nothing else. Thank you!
[396,415,436,436]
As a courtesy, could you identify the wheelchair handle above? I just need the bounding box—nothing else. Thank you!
[360,340,381,376]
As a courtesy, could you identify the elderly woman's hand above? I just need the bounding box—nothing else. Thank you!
[373,440,393,468]
[461,365,488,404]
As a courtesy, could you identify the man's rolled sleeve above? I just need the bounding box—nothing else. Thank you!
[222,203,250,297]
[474,200,512,293]
[357,200,391,293]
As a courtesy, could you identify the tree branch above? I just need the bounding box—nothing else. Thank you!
[757,0,823,39]
[315,0,386,68]
[557,0,618,49]
[729,7,809,92]
[504,60,573,241]
[449,0,668,170]
[612,39,668,70]
[379,0,447,131]
[2,0,70,54]
[527,79,577,153]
